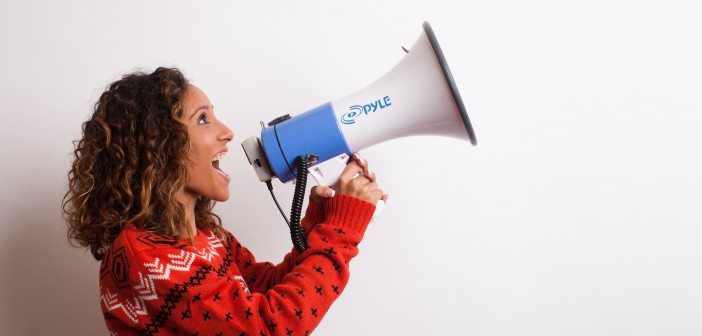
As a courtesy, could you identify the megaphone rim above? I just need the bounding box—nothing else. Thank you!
[422,21,478,146]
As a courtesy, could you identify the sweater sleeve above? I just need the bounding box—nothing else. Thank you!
[234,196,326,294]
[118,194,375,335]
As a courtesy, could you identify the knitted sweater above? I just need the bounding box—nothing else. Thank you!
[99,194,375,335]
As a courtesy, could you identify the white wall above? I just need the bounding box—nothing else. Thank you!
[1,1,700,335]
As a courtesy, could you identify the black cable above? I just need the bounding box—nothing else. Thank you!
[289,156,309,252]
[264,156,310,252]
[265,180,290,227]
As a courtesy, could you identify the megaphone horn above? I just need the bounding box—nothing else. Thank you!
[242,21,477,186]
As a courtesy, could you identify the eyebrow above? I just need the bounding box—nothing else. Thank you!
[188,105,212,120]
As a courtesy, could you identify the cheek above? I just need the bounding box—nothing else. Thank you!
[187,140,211,166]
[184,151,209,184]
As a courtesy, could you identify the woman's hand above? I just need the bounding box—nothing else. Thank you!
[335,153,388,204]
[309,185,336,203]
[310,153,388,205]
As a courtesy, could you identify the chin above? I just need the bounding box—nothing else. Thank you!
[214,195,230,202]
[211,190,230,202]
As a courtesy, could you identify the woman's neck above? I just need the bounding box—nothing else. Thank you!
[177,191,198,239]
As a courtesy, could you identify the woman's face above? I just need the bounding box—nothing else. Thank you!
[180,84,234,202]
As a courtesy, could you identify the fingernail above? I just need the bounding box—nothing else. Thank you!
[353,153,360,160]
[325,189,335,198]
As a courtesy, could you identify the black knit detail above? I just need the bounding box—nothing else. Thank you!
[100,246,132,290]
[142,265,213,335]
[216,243,234,277]
[136,233,188,249]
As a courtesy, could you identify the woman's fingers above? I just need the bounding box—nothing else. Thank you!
[352,153,370,175]
[338,164,366,187]
[330,152,385,205]
[310,185,336,203]
[342,153,375,182]
[364,170,376,182]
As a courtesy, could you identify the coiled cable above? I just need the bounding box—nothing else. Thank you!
[289,155,311,252]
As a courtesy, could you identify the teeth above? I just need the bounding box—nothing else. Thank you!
[213,152,227,162]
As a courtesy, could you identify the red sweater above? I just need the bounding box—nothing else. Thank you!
[99,194,375,335]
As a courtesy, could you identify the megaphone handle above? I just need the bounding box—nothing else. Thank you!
[308,153,350,187]
[371,199,384,222]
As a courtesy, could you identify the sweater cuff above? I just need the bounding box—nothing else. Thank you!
[303,196,325,226]
[322,194,376,236]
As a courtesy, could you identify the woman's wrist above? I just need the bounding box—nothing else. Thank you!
[322,194,376,236]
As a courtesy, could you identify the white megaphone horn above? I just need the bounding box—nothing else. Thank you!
[242,22,477,189]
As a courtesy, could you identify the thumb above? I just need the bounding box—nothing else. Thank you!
[310,185,336,203]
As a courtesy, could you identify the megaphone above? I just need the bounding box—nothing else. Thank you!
[242,22,477,187]
[242,22,477,251]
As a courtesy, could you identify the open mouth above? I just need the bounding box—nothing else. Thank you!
[212,152,229,177]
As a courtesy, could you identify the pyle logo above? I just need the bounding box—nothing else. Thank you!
[341,95,392,125]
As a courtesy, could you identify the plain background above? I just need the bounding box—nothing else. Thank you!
[1,1,700,335]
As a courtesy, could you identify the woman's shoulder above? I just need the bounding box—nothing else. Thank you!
[110,223,191,258]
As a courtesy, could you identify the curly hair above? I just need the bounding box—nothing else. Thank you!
[64,67,226,260]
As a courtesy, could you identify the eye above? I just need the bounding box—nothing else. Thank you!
[197,113,208,125]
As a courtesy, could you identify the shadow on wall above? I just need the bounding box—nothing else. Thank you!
[0,178,105,335]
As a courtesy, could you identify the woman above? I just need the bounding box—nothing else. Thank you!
[64,67,386,335]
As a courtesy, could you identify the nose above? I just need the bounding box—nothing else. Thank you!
[218,120,234,142]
